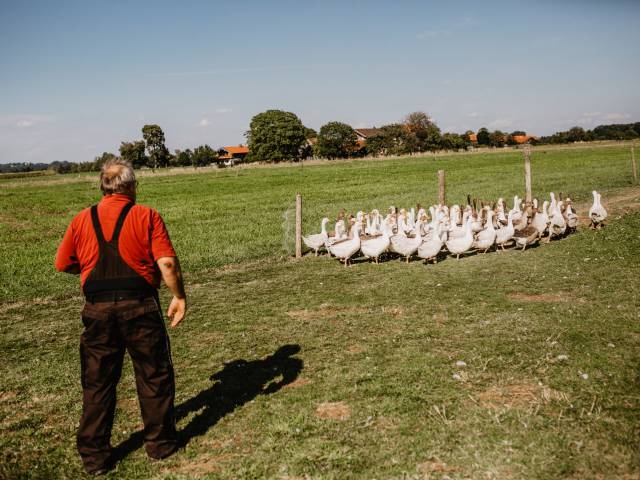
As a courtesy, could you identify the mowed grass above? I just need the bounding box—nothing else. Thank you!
[1,144,639,479]
[0,144,636,303]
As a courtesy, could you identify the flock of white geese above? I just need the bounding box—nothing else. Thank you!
[303,190,608,266]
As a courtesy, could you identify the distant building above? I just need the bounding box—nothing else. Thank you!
[354,128,383,142]
[217,145,249,166]
[512,134,537,144]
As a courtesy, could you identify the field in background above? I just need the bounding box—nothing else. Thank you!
[0,143,637,303]
[1,143,639,479]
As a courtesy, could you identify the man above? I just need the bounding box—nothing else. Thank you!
[55,158,186,475]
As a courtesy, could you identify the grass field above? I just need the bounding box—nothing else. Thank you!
[1,144,639,479]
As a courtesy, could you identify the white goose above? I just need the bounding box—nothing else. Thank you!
[446,217,474,259]
[564,199,579,231]
[548,201,566,241]
[391,220,423,263]
[473,209,496,253]
[531,199,549,238]
[361,221,391,264]
[417,222,444,263]
[302,218,329,256]
[588,190,607,229]
[329,222,362,266]
[495,212,515,250]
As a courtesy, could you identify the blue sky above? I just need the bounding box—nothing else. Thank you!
[1,0,639,163]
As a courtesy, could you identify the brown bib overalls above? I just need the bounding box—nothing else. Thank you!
[77,203,177,473]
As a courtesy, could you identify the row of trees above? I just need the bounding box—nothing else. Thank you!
[537,123,640,144]
[45,124,220,173]
[244,110,474,162]
[8,117,640,175]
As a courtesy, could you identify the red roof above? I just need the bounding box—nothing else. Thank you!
[221,145,249,154]
[512,135,537,144]
[354,128,383,138]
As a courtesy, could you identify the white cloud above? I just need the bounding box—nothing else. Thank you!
[16,119,35,127]
[488,118,513,130]
[215,108,232,114]
[467,112,480,118]
[582,112,601,118]
[196,117,211,127]
[602,112,630,121]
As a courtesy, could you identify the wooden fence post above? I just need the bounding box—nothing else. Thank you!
[438,170,446,206]
[524,146,532,209]
[632,145,638,183]
[295,193,302,258]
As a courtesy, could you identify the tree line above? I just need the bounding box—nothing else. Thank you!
[535,122,640,145]
[3,115,640,175]
[36,124,219,174]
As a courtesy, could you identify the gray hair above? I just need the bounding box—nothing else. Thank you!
[100,158,136,195]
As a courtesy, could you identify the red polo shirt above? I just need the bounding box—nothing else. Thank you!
[55,194,176,291]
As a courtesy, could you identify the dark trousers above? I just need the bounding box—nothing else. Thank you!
[77,296,176,472]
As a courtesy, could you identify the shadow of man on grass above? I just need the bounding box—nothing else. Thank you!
[113,344,303,462]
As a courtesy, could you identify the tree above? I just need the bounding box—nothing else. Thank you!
[245,110,308,162]
[489,130,506,148]
[476,128,490,146]
[142,124,170,170]
[314,122,357,159]
[403,111,442,152]
[304,127,317,139]
[93,152,117,170]
[172,149,193,167]
[511,130,526,137]
[566,126,586,142]
[441,133,470,151]
[191,145,218,168]
[119,140,147,169]
[365,124,415,156]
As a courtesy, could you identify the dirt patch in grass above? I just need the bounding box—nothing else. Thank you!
[417,460,460,475]
[508,292,570,303]
[165,453,236,476]
[477,382,568,410]
[285,377,311,389]
[315,401,351,421]
[0,391,18,402]
[507,292,589,304]
[347,344,364,354]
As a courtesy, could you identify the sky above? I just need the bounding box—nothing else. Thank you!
[1,0,639,164]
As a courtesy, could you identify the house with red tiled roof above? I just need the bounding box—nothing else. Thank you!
[217,145,249,165]
[354,128,383,142]
[512,134,537,144]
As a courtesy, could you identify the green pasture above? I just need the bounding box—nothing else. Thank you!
[1,144,639,479]
[0,144,636,303]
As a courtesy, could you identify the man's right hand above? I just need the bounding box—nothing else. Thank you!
[167,296,187,328]
[157,256,187,328]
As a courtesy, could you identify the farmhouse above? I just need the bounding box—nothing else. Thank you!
[354,128,383,142]
[217,145,249,166]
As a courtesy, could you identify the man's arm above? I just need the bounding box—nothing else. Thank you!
[157,256,187,328]
[55,222,81,274]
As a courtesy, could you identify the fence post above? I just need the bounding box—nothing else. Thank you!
[524,146,532,210]
[632,145,638,183]
[295,193,302,258]
[438,170,446,205]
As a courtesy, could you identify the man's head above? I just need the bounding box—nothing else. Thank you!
[100,158,137,198]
